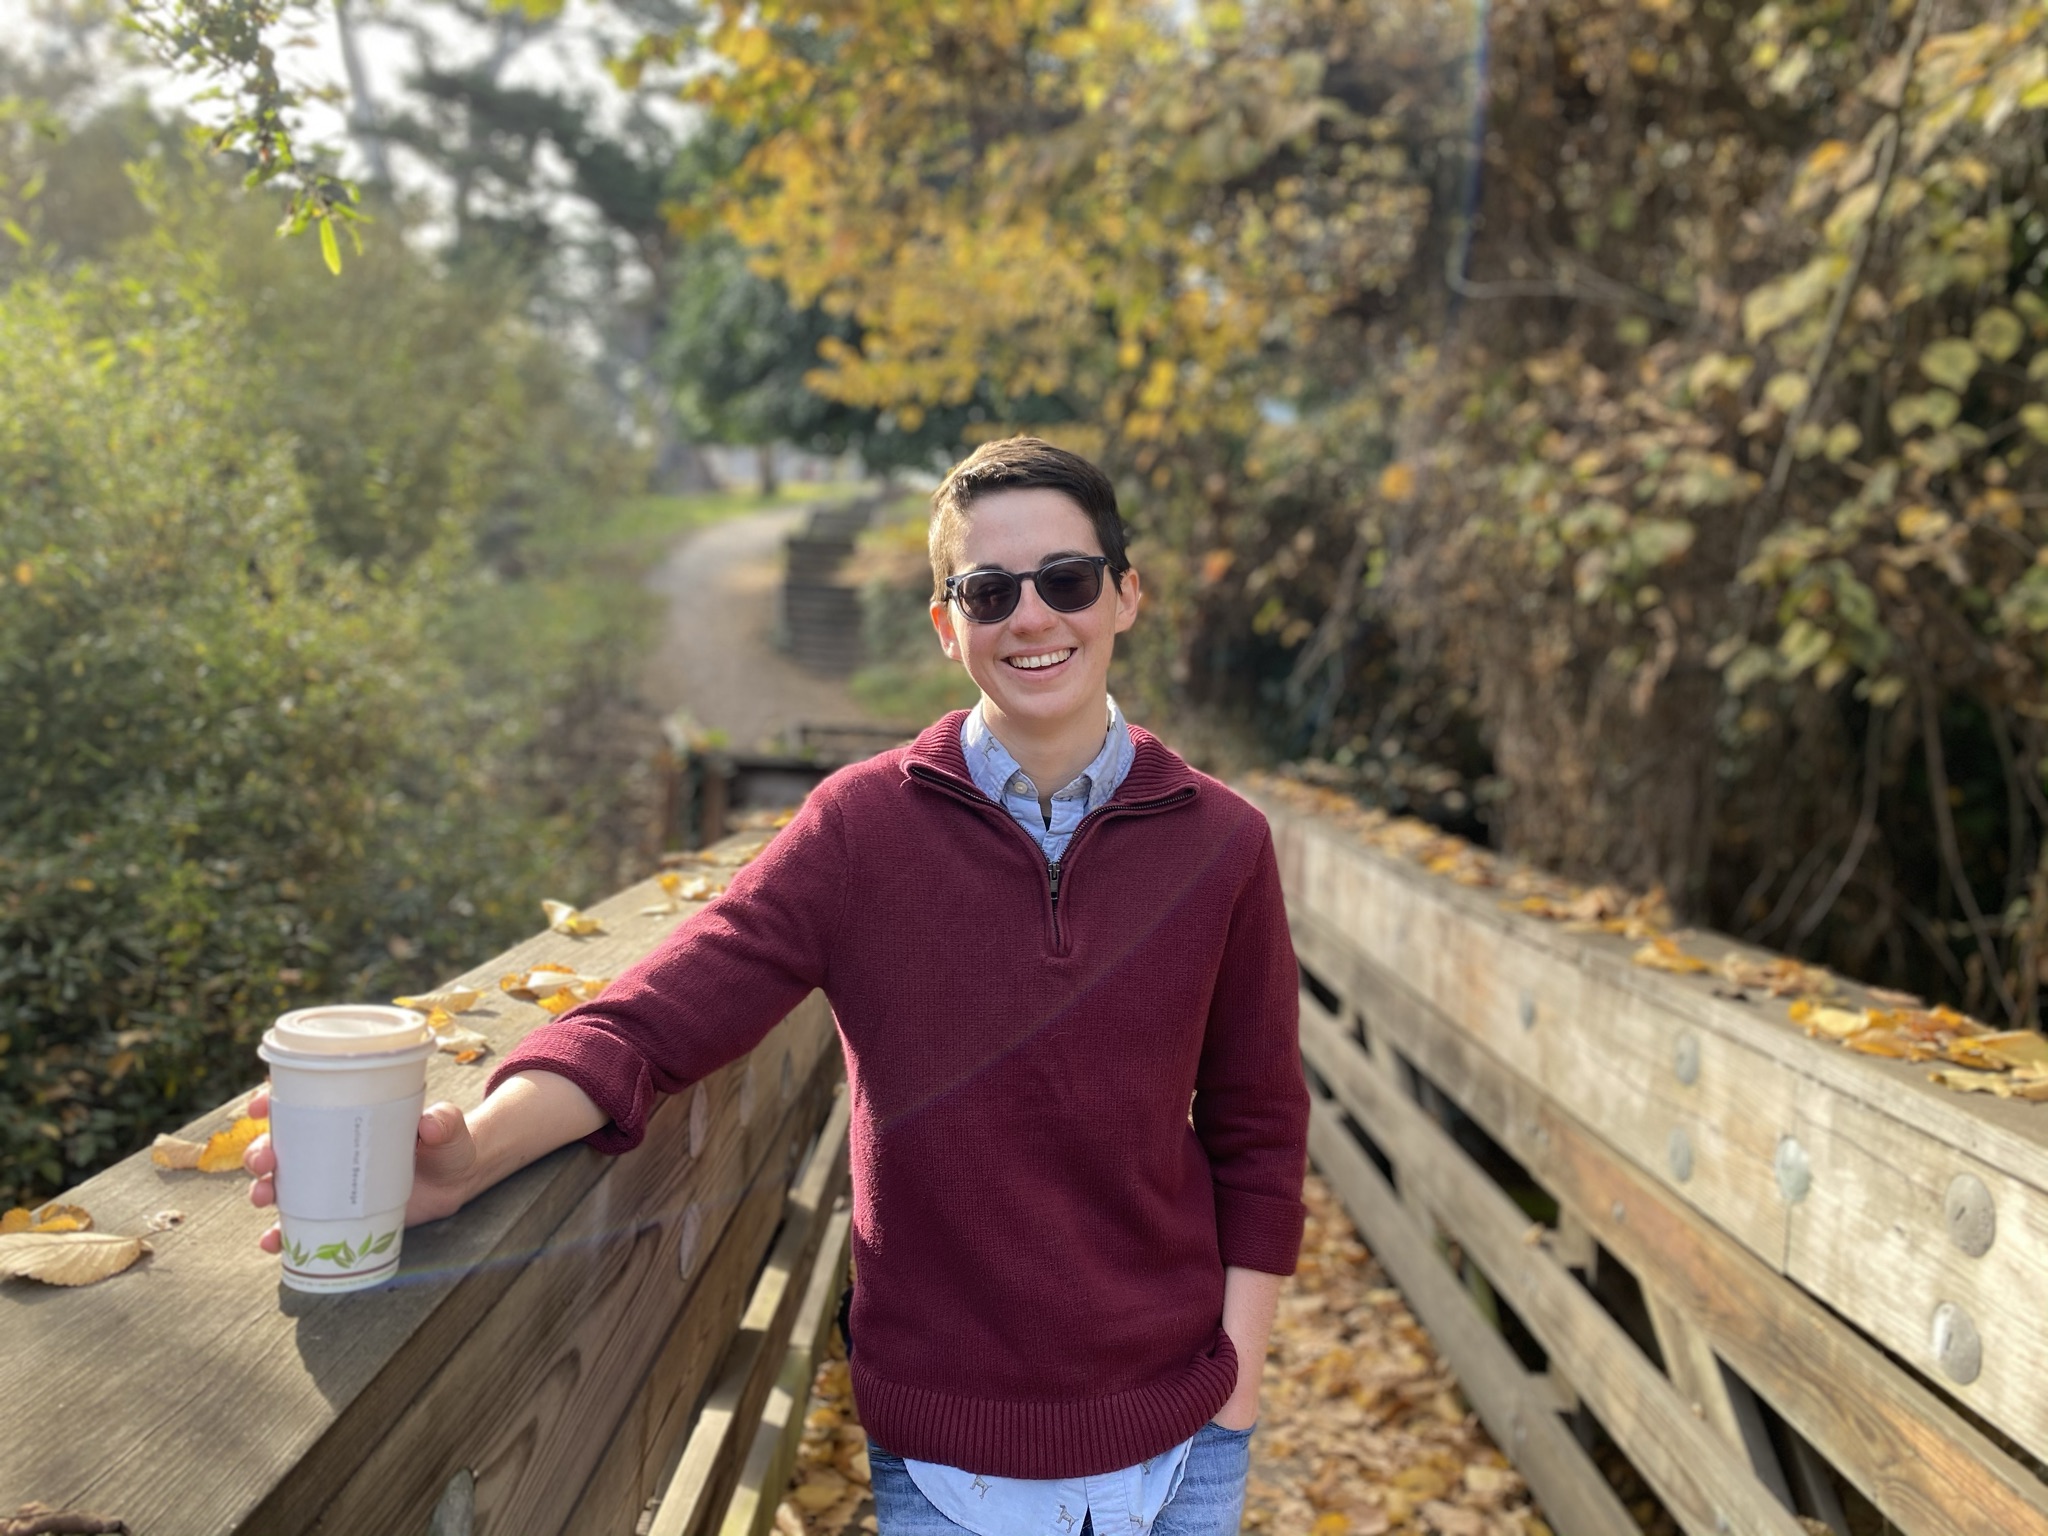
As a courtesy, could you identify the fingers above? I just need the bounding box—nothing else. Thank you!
[244,1131,276,1178]
[247,1087,271,1119]
[416,1101,462,1146]
[258,1223,281,1255]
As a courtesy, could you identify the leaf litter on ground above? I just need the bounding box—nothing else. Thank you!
[767,1175,1554,1536]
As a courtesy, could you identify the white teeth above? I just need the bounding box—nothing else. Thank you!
[1007,649,1073,670]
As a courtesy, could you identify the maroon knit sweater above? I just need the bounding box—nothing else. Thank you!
[489,715,1308,1478]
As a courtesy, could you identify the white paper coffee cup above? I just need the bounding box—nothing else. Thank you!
[258,1005,435,1294]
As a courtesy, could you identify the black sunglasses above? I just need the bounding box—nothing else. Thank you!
[943,555,1119,624]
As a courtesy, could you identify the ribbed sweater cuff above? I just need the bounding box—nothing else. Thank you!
[852,1327,1238,1479]
[488,1020,657,1155]
[1215,1184,1305,1275]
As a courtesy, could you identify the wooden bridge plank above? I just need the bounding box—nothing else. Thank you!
[1299,992,1808,1536]
[1305,1100,1642,1536]
[1256,792,2048,1466]
[1290,908,2048,1536]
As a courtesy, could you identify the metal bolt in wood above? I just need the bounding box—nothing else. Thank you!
[677,1202,703,1281]
[1943,1173,1996,1258]
[426,1468,475,1536]
[1673,1030,1700,1086]
[1931,1301,1983,1385]
[1774,1135,1811,1203]
[1667,1126,1694,1183]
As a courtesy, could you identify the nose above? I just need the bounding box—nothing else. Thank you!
[1008,576,1058,632]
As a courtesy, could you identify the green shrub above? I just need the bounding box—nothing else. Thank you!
[0,189,645,1207]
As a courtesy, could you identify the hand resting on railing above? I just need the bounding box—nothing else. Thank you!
[242,1068,608,1253]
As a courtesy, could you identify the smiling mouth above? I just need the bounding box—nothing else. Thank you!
[1005,648,1074,671]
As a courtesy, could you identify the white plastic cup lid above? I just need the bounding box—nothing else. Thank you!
[262,1004,434,1059]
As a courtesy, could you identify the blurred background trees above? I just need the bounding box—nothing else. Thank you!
[8,0,2048,1200]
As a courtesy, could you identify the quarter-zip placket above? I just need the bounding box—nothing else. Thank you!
[907,763,1194,954]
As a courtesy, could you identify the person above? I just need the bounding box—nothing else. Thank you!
[246,436,1308,1535]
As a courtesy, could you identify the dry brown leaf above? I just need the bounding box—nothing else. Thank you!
[1421,1502,1487,1536]
[1841,1028,1928,1060]
[1,1203,93,1234]
[500,965,609,1004]
[150,1134,205,1170]
[1632,937,1711,975]
[790,1471,848,1513]
[641,871,727,914]
[1931,1067,2048,1101]
[1945,1030,2048,1073]
[541,898,605,937]
[0,1231,150,1286]
[1797,1004,1873,1040]
[1718,953,1836,998]
[2,1503,132,1535]
[431,1021,492,1064]
[198,1115,268,1173]
[393,985,485,1014]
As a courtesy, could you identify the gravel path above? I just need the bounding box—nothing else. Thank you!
[640,506,872,753]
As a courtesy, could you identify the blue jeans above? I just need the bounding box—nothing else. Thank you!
[868,1422,1255,1536]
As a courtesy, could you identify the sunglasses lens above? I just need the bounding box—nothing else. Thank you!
[956,570,1020,622]
[1035,558,1103,612]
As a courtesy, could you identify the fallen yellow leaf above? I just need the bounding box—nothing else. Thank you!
[1945,1030,2048,1073]
[542,898,604,936]
[640,871,726,913]
[1802,1006,1872,1040]
[0,1231,150,1286]
[791,1470,848,1512]
[1,1202,93,1234]
[198,1115,268,1173]
[432,1022,492,1063]
[393,986,485,1014]
[502,967,611,1005]
[1632,937,1711,975]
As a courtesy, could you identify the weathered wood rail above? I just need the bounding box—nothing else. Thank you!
[0,831,851,1536]
[1246,781,2048,1536]
[15,779,2048,1536]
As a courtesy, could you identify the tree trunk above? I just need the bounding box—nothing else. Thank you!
[756,444,780,498]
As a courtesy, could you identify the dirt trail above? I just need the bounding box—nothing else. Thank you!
[640,506,870,753]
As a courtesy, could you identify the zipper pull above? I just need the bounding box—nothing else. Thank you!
[1047,858,1062,907]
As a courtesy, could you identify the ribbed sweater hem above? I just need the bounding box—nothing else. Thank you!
[850,1327,1239,1479]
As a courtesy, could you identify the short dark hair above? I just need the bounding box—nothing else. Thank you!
[928,437,1129,600]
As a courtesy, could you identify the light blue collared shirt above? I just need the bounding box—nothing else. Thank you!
[912,695,1195,1536]
[958,696,1136,864]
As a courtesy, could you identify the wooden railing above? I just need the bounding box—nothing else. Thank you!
[0,830,850,1536]
[1246,780,2048,1536]
[18,781,2048,1536]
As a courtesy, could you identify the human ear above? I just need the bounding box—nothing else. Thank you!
[930,598,964,661]
[1112,564,1142,634]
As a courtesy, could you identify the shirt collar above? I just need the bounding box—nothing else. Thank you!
[960,696,1134,814]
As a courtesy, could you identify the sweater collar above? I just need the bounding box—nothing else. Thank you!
[904,709,1200,809]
